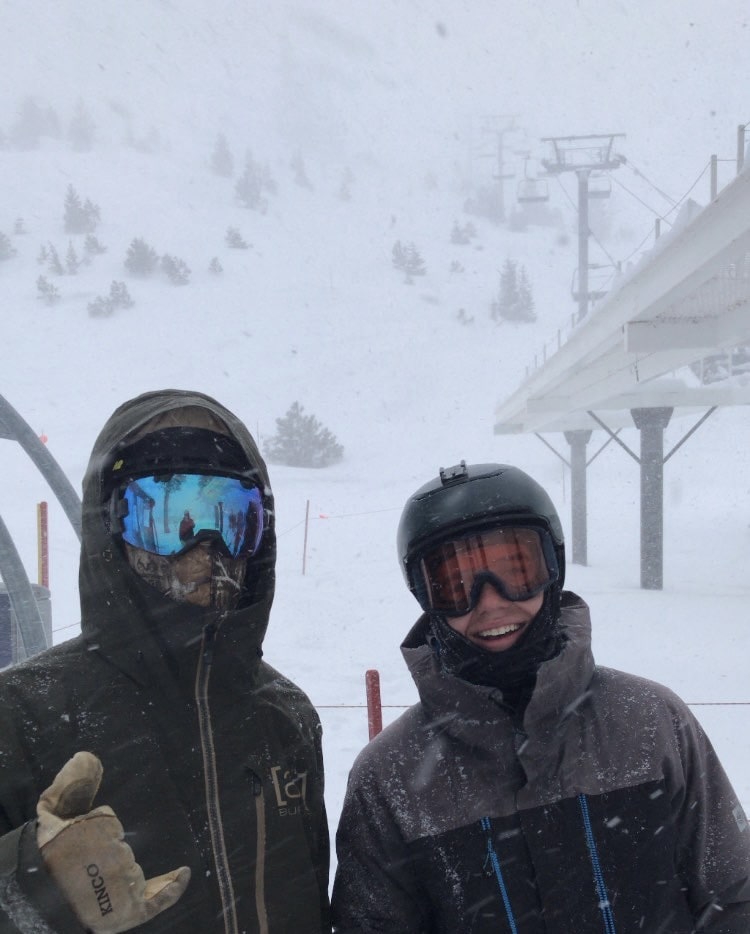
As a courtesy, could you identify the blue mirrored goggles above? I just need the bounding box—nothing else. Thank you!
[113,473,264,558]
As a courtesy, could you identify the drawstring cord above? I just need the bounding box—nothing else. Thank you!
[481,800,616,934]
[480,817,519,934]
[578,794,617,933]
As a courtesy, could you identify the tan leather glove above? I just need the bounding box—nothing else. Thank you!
[36,751,190,934]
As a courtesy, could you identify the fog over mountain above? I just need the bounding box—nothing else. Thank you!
[2,0,749,861]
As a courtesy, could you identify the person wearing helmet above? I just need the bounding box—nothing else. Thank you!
[332,462,750,933]
[0,390,330,933]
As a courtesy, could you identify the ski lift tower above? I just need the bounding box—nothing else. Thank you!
[478,114,520,223]
[541,133,625,324]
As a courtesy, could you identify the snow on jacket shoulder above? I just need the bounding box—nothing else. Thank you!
[332,593,750,933]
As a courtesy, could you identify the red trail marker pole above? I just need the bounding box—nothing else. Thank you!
[366,669,383,740]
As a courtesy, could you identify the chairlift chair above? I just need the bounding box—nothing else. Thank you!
[517,178,549,203]
[587,172,611,199]
[570,264,613,302]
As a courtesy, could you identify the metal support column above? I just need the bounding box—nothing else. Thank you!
[631,407,673,589]
[563,429,592,565]
[577,170,590,323]
[0,512,49,661]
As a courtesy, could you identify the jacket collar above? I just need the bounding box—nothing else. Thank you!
[401,591,595,753]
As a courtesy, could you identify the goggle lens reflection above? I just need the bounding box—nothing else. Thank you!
[118,473,264,558]
[419,526,557,615]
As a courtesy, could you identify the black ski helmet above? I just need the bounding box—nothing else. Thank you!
[397,461,566,606]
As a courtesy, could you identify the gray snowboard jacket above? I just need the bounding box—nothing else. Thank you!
[0,389,330,933]
[332,592,750,933]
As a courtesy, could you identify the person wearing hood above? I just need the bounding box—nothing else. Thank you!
[0,390,330,933]
[331,461,750,933]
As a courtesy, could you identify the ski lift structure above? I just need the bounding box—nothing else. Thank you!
[570,263,617,303]
[516,156,550,204]
[587,171,612,199]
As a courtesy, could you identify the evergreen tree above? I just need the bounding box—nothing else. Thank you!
[209,257,223,275]
[392,240,407,271]
[37,275,61,305]
[404,243,426,280]
[109,281,134,308]
[37,244,49,266]
[84,234,107,257]
[124,238,159,276]
[83,198,101,229]
[392,240,426,282]
[225,226,249,249]
[68,99,95,151]
[210,133,234,177]
[65,241,80,275]
[517,265,536,321]
[264,402,344,468]
[88,295,114,318]
[47,244,64,276]
[14,218,27,235]
[161,254,191,285]
[291,151,313,189]
[0,232,16,262]
[491,259,535,322]
[64,185,100,234]
[235,153,270,211]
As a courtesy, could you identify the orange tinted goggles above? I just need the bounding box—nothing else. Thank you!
[418,526,558,615]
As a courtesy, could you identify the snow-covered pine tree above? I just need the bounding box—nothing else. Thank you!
[65,241,80,275]
[392,240,407,271]
[225,226,249,249]
[491,259,535,322]
[291,151,313,189]
[47,244,64,276]
[110,281,134,309]
[516,265,536,322]
[84,234,107,257]
[210,133,234,177]
[68,99,95,152]
[124,238,159,276]
[36,275,61,305]
[161,254,191,285]
[0,232,16,262]
[235,155,267,211]
[64,185,100,234]
[264,402,344,468]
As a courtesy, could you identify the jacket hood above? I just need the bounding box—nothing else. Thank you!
[78,389,276,681]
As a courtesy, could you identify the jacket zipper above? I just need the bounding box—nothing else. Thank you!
[195,622,239,934]
[251,770,270,934]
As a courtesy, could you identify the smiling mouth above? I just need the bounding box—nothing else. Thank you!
[477,623,523,639]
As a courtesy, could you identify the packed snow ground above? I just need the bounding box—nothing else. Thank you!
[2,0,750,877]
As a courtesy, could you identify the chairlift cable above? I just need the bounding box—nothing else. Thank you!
[623,159,678,206]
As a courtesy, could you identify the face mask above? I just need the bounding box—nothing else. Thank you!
[124,540,247,610]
